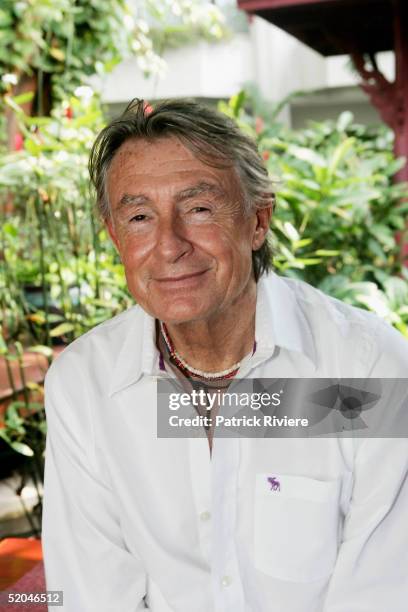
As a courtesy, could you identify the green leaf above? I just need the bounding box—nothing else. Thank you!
[294,238,313,248]
[314,249,340,256]
[0,429,11,444]
[336,111,354,132]
[283,221,299,242]
[27,345,54,358]
[368,239,387,262]
[287,145,327,168]
[328,137,355,177]
[12,91,35,106]
[383,277,408,308]
[384,157,406,177]
[10,442,34,457]
[2,222,18,237]
[4,95,25,115]
[49,47,66,62]
[50,322,75,337]
[229,91,246,118]
[295,258,322,265]
[353,287,392,318]
[370,224,395,250]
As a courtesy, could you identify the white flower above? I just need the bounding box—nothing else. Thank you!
[2,73,18,85]
[74,85,94,100]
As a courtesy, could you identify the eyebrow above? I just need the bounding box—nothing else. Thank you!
[176,181,224,201]
[117,181,224,209]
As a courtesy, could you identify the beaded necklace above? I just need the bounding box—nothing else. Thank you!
[160,321,242,381]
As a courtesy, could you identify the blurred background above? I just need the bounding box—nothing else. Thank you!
[0,0,407,596]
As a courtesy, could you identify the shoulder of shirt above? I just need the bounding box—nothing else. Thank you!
[273,273,408,375]
[44,303,144,387]
[279,273,380,328]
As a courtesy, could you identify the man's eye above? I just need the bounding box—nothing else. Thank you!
[191,206,210,214]
[130,214,147,222]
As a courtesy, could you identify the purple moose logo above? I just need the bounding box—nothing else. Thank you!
[267,476,281,491]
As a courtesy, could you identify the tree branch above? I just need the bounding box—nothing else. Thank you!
[351,52,396,128]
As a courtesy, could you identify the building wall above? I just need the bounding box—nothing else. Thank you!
[94,15,394,128]
[96,34,253,104]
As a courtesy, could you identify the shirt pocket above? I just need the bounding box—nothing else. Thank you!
[253,473,342,583]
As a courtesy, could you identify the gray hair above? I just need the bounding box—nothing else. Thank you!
[89,98,275,280]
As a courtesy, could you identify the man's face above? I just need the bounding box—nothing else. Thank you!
[106,136,270,324]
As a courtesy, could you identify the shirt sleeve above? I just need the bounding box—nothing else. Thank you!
[42,355,150,612]
[323,320,408,611]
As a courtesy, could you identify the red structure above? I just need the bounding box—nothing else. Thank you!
[237,0,408,184]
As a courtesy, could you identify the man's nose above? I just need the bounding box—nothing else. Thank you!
[155,216,192,263]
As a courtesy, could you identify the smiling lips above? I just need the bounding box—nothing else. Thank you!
[154,269,209,286]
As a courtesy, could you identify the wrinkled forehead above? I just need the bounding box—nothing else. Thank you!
[106,135,244,202]
[109,134,233,173]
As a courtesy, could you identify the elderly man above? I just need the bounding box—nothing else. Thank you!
[42,99,408,611]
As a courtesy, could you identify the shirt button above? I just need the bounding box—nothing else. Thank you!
[199,511,211,522]
[221,575,232,587]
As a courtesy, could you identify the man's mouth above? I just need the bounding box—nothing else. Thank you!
[154,269,209,287]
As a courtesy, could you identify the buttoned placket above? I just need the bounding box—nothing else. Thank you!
[151,303,276,612]
[210,435,245,611]
[153,351,242,610]
[189,347,276,612]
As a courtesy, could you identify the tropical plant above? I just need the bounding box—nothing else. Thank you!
[219,91,408,337]
[0,0,228,536]
[0,92,129,535]
[0,0,227,115]
[0,92,133,349]
[0,329,47,536]
[1,87,408,539]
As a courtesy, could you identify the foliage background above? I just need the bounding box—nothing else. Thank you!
[0,0,227,108]
[0,0,407,536]
[225,92,408,337]
[0,0,227,536]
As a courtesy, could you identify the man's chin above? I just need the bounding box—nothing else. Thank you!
[153,301,213,325]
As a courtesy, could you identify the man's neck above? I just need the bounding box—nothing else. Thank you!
[162,279,257,373]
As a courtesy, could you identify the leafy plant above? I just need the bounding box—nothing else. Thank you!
[219,91,408,337]
[0,331,48,536]
[0,1,228,536]
[1,92,134,347]
[0,92,134,534]
[0,0,227,115]
[1,85,408,540]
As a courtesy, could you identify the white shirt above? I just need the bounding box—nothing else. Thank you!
[42,271,408,612]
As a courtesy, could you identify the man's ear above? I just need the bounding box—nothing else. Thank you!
[105,217,120,253]
[252,202,273,251]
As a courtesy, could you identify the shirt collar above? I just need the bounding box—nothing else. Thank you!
[253,271,317,372]
[108,307,156,397]
[108,270,317,396]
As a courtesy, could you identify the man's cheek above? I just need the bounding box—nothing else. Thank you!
[124,235,154,261]
[120,243,143,267]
